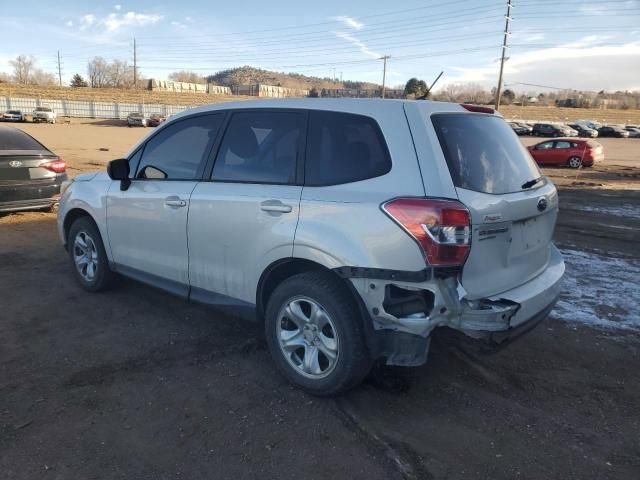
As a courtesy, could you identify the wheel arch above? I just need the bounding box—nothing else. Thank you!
[256,256,376,357]
[63,208,99,246]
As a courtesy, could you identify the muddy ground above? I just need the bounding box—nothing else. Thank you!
[1,122,639,479]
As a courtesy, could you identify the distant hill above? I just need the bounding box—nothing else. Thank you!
[206,66,380,91]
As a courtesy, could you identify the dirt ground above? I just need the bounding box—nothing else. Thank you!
[1,121,639,480]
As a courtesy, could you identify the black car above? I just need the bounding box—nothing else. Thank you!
[0,125,67,213]
[532,123,573,137]
[568,123,598,138]
[597,126,630,138]
[508,122,530,135]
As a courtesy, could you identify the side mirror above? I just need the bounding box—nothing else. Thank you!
[107,158,131,191]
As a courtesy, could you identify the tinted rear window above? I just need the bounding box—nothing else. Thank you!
[432,114,541,194]
[0,128,48,151]
[306,111,391,186]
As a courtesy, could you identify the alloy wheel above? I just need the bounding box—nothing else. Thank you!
[73,231,98,281]
[276,296,339,379]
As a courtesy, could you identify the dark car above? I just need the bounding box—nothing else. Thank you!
[0,125,67,213]
[508,122,530,135]
[597,126,630,138]
[147,114,166,127]
[568,123,598,138]
[623,126,640,138]
[532,123,574,137]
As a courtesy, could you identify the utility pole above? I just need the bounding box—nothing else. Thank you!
[494,0,513,110]
[379,55,390,98]
[133,37,137,89]
[56,50,62,87]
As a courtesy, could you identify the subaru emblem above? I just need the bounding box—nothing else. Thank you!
[537,197,548,212]
[9,160,22,168]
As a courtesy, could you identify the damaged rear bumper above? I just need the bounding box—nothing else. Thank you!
[342,245,565,367]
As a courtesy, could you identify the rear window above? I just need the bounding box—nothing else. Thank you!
[0,128,48,151]
[305,111,391,186]
[432,114,541,194]
[35,107,52,112]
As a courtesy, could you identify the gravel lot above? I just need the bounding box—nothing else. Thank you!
[1,121,639,479]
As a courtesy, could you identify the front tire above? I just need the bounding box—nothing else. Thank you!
[67,217,115,292]
[265,271,371,396]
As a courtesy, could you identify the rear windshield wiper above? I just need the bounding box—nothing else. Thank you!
[521,176,543,189]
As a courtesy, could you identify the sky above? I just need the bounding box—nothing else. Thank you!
[1,0,639,93]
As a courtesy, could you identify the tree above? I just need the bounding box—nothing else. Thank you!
[70,73,88,87]
[404,77,428,97]
[9,55,34,84]
[308,87,319,98]
[168,70,206,84]
[87,57,109,88]
[108,59,134,88]
[502,88,516,104]
[30,69,56,86]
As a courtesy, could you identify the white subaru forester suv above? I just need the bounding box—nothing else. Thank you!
[58,99,565,395]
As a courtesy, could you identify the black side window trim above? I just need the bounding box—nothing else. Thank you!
[131,112,226,181]
[204,108,308,186]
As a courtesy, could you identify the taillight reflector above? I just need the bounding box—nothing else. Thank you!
[41,158,66,173]
[383,198,471,266]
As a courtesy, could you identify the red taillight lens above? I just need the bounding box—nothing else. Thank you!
[383,198,471,266]
[460,104,495,114]
[41,158,66,173]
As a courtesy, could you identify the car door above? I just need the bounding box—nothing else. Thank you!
[188,109,305,305]
[551,140,572,165]
[532,141,555,164]
[106,113,224,294]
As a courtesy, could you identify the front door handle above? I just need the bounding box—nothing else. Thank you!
[164,196,187,208]
[260,200,292,213]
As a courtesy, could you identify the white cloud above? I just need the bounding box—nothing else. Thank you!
[104,11,163,31]
[171,20,187,29]
[66,20,73,27]
[114,4,121,11]
[334,31,380,59]
[333,15,363,31]
[76,11,163,33]
[440,40,640,92]
[79,14,96,30]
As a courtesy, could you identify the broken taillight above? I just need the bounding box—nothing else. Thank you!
[41,158,66,173]
[382,198,471,266]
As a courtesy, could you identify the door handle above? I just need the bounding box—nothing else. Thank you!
[260,201,292,213]
[164,196,187,208]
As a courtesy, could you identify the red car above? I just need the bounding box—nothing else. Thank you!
[527,138,603,168]
[147,114,166,127]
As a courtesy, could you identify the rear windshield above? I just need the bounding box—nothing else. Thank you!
[35,107,52,112]
[0,128,48,151]
[432,113,541,194]
[8,110,21,114]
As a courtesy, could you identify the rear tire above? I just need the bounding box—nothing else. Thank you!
[264,271,372,396]
[568,156,582,168]
[67,217,115,292]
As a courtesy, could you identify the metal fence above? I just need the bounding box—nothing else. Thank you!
[0,96,195,120]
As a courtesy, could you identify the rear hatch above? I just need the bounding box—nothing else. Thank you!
[0,127,61,200]
[430,111,558,299]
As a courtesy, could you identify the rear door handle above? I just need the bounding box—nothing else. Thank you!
[164,196,187,208]
[260,201,292,213]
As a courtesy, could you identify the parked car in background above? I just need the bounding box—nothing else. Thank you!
[32,106,57,124]
[568,123,598,138]
[597,125,630,138]
[127,112,147,127]
[0,125,67,212]
[2,110,25,122]
[532,123,576,137]
[57,99,565,395]
[527,138,603,168]
[623,126,640,138]
[575,120,602,130]
[148,114,166,127]
[508,122,530,135]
